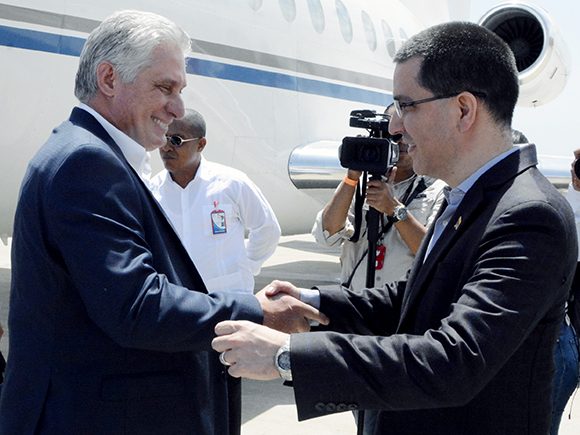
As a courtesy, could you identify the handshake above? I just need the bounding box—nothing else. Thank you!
[211,280,328,381]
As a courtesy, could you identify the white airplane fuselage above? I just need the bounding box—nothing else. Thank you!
[0,0,571,238]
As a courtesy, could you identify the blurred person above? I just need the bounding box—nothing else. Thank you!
[212,21,577,435]
[0,10,325,434]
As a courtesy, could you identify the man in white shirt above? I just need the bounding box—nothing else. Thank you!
[149,108,281,432]
[150,108,281,294]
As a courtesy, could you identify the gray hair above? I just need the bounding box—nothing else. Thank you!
[75,10,191,103]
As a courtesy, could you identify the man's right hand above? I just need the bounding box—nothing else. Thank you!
[255,281,328,333]
[264,280,302,299]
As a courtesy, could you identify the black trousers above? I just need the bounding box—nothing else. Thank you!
[227,375,242,435]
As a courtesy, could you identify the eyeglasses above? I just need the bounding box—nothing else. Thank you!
[393,91,486,117]
[165,135,200,147]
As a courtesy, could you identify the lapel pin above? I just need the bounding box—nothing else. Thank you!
[454,216,462,230]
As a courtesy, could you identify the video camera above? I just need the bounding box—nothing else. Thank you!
[339,109,400,174]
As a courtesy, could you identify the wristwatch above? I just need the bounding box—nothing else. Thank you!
[274,339,292,381]
[389,204,409,223]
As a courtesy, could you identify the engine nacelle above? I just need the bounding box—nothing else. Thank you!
[478,2,570,107]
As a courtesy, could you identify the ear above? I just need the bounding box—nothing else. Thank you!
[455,92,478,133]
[197,137,207,153]
[96,62,116,98]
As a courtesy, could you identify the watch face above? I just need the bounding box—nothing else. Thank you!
[277,351,291,371]
[392,206,405,221]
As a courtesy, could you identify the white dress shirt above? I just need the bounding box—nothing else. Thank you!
[150,158,281,293]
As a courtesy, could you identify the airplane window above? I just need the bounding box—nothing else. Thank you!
[381,19,397,58]
[361,11,377,51]
[279,0,297,22]
[248,0,263,11]
[307,0,325,33]
[335,0,353,43]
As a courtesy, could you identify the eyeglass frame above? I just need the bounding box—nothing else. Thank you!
[165,134,201,148]
[393,91,486,118]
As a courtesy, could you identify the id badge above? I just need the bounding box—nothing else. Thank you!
[375,244,386,270]
[211,200,227,235]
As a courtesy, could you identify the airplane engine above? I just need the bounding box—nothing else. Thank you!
[478,2,570,107]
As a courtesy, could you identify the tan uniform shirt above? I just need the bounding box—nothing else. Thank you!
[312,176,446,290]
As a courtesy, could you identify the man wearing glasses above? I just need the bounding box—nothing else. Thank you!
[311,103,445,435]
[150,108,281,296]
[312,103,446,294]
[212,21,577,435]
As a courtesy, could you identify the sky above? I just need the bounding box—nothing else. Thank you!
[469,0,579,158]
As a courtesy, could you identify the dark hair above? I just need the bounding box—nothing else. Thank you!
[511,129,528,145]
[394,22,518,128]
[181,108,206,138]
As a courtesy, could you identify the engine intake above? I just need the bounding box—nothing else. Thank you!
[479,2,569,106]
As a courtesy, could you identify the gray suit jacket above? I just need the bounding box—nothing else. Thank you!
[0,108,263,434]
[291,145,577,434]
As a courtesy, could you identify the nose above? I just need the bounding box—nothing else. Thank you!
[167,93,185,120]
[388,110,404,137]
[160,138,172,152]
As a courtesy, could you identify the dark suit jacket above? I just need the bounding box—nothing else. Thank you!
[0,108,263,434]
[291,145,577,434]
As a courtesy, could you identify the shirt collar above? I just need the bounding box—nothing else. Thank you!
[77,103,151,181]
[164,156,207,190]
[450,146,519,204]
[393,173,416,187]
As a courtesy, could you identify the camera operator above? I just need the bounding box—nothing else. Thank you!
[312,103,446,292]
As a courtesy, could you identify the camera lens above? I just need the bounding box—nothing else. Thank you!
[360,144,380,162]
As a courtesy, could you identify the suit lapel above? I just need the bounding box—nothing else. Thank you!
[69,107,162,213]
[397,145,539,328]
[70,107,126,161]
[404,196,446,290]
[398,187,486,326]
[69,107,159,206]
[68,107,208,294]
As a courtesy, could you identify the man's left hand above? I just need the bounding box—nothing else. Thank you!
[366,180,396,214]
[212,320,288,380]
